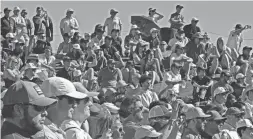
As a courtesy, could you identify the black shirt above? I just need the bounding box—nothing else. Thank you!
[183,24,201,40]
[236,54,250,66]
[1,121,31,139]
[100,44,118,60]
[112,36,123,56]
[1,16,16,38]
[56,68,72,81]
[192,76,212,101]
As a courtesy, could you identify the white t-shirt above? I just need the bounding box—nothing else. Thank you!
[170,53,189,67]
[168,37,189,52]
[60,17,79,36]
[104,16,122,35]
[227,30,243,53]
[161,71,181,94]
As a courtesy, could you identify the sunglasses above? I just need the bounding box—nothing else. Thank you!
[21,103,48,112]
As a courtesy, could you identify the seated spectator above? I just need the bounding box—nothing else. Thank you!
[124,24,138,56]
[2,33,16,50]
[134,125,162,139]
[121,61,139,85]
[111,29,123,56]
[231,73,247,99]
[183,17,201,40]
[146,28,160,50]
[32,36,48,54]
[71,31,82,45]
[100,35,120,61]
[168,28,189,52]
[3,56,22,88]
[22,63,38,82]
[119,97,146,139]
[216,37,233,70]
[80,38,89,53]
[185,32,205,64]
[97,59,122,88]
[192,64,213,103]
[90,26,105,47]
[140,49,163,84]
[38,46,56,76]
[225,94,237,109]
[56,56,73,81]
[170,44,193,80]
[94,116,114,139]
[67,44,84,61]
[116,80,129,94]
[93,48,107,72]
[236,46,252,76]
[57,33,72,55]
[242,87,253,121]
[203,110,227,139]
[133,41,148,65]
[237,119,253,139]
[160,41,171,58]
[211,87,230,115]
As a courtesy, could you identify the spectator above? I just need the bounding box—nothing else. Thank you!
[225,94,237,109]
[36,77,87,139]
[231,73,247,99]
[1,8,15,39]
[100,35,120,60]
[203,110,227,139]
[111,29,123,56]
[118,97,146,139]
[66,44,84,61]
[237,119,253,139]
[211,87,230,115]
[57,33,72,55]
[32,35,48,54]
[216,37,233,70]
[134,125,162,139]
[221,107,244,138]
[148,8,164,23]
[33,7,47,35]
[116,80,129,94]
[11,7,26,39]
[42,9,53,42]
[169,5,184,31]
[133,41,148,65]
[60,8,79,38]
[211,71,234,98]
[21,9,33,37]
[236,46,252,76]
[168,28,189,52]
[71,32,82,45]
[243,87,253,121]
[90,25,105,47]
[185,32,205,64]
[182,106,211,139]
[1,80,57,139]
[124,24,138,56]
[97,59,122,88]
[192,64,213,103]
[147,28,160,50]
[227,24,251,53]
[2,33,16,50]
[94,116,114,139]
[22,63,38,82]
[56,56,73,81]
[93,47,107,72]
[104,9,122,36]
[183,17,201,40]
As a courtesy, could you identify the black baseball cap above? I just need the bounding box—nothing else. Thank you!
[21,9,27,14]
[105,35,113,40]
[111,29,120,33]
[176,5,184,9]
[235,24,243,30]
[243,46,252,51]
[4,8,12,13]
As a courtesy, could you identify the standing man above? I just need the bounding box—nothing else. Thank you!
[11,7,26,39]
[148,8,164,23]
[60,8,79,38]
[183,17,201,40]
[1,80,57,139]
[169,5,185,31]
[227,24,251,53]
[104,9,122,36]
[33,7,47,35]
[21,9,33,37]
[1,8,16,39]
[42,9,53,42]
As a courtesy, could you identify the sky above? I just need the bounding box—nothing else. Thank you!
[2,1,253,53]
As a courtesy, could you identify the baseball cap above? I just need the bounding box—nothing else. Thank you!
[41,77,87,99]
[236,73,245,79]
[134,125,162,139]
[136,30,142,35]
[213,87,228,96]
[110,9,118,13]
[235,24,243,30]
[192,17,199,22]
[150,28,159,33]
[72,82,99,97]
[3,80,57,106]
[116,80,128,88]
[149,105,171,119]
[160,41,167,45]
[24,63,38,71]
[13,7,20,11]
[185,107,211,120]
[237,119,253,128]
[63,56,71,61]
[111,29,120,33]
[243,46,252,51]
[27,54,39,60]
[105,35,113,40]
[176,5,184,9]
[148,8,156,12]
[4,8,12,13]
[206,110,227,121]
[73,70,82,77]
[6,33,15,38]
[21,9,27,14]
[108,59,116,65]
[67,8,74,13]
[105,88,117,97]
[221,71,232,77]
[131,24,139,30]
[192,32,204,39]
[72,44,81,50]
[225,107,244,116]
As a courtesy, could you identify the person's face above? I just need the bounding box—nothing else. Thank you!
[14,10,20,15]
[216,93,228,104]
[205,119,225,133]
[194,117,207,132]
[151,32,157,38]
[129,101,144,122]
[67,11,73,17]
[97,31,104,37]
[135,34,141,40]
[25,68,36,78]
[131,29,137,35]
[176,48,184,54]
[10,59,19,69]
[119,86,127,94]
[73,98,92,121]
[148,52,154,60]
[150,117,170,131]
[217,40,224,49]
[112,122,125,139]
[243,49,251,56]
[228,114,243,123]
[160,44,167,51]
[194,38,200,44]
[112,31,119,37]
[63,60,71,68]
[21,12,27,18]
[64,36,70,42]
[45,49,51,57]
[248,91,253,101]
[37,9,42,15]
[4,10,11,17]
[105,39,112,46]
[197,70,205,78]
[108,63,116,70]
[17,104,48,134]
[176,8,182,13]
[110,12,117,18]
[141,79,152,90]
[191,20,198,26]
[172,65,182,75]
[241,127,253,139]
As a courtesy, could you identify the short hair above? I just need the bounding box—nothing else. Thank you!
[119,97,141,118]
[139,75,152,86]
[149,101,167,110]
[237,127,247,137]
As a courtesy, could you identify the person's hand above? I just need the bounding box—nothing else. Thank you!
[244,25,252,29]
[201,85,209,89]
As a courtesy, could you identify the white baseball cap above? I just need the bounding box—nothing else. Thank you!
[102,102,119,114]
[41,77,87,99]
[73,70,82,77]
[150,28,159,33]
[185,107,211,120]
[13,7,20,11]
[6,33,15,38]
[73,44,81,50]
[192,17,199,21]
[237,119,253,128]
[213,87,227,96]
[236,73,245,79]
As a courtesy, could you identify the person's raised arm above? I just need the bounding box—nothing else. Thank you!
[154,12,164,22]
[154,58,163,80]
[57,43,63,54]
[72,18,79,30]
[169,14,180,24]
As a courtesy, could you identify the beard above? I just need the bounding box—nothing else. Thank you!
[21,108,44,135]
